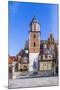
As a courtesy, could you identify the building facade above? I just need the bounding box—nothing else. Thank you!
[8,17,58,78]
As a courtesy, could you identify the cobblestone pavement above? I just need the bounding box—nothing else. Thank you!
[8,76,59,89]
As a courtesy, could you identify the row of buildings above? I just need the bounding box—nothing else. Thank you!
[9,17,58,79]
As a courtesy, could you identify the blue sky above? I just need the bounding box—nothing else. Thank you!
[8,1,58,56]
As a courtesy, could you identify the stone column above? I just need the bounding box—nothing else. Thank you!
[12,62,16,79]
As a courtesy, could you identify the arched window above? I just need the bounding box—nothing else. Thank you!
[34,34,36,38]
[34,42,36,47]
[34,23,36,30]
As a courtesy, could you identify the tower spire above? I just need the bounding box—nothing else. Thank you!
[30,16,40,32]
[32,16,37,23]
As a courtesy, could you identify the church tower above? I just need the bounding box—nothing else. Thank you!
[29,17,40,72]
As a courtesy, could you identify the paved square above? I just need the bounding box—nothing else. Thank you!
[9,76,58,89]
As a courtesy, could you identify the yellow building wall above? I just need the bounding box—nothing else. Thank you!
[40,61,52,71]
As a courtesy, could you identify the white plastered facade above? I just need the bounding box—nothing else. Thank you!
[29,53,39,71]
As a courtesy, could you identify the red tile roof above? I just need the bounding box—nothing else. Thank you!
[8,56,16,64]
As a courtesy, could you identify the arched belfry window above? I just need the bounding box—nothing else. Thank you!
[34,42,36,47]
[34,23,36,30]
[34,34,36,38]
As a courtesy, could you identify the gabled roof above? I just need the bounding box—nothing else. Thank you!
[17,49,25,55]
